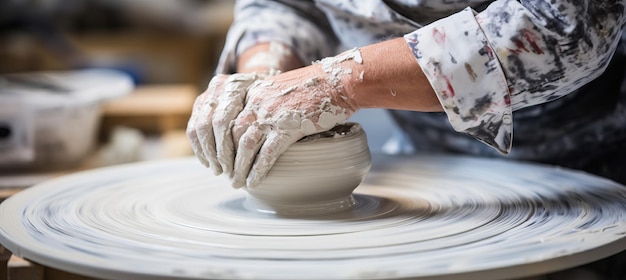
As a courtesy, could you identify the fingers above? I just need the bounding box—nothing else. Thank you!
[196,103,222,175]
[232,111,258,150]
[232,122,267,189]
[247,132,300,188]
[187,73,261,177]
[212,110,235,176]
[195,75,228,175]
[212,74,258,176]
[186,93,209,167]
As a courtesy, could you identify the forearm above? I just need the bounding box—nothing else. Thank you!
[341,38,442,112]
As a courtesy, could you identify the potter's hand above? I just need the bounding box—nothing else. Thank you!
[187,73,260,176]
[187,62,358,189]
[229,66,357,188]
[189,41,439,189]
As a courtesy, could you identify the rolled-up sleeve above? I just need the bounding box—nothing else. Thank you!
[404,0,626,154]
[216,0,339,74]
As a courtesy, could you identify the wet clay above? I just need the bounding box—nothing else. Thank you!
[244,123,371,215]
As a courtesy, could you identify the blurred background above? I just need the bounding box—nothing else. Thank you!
[0,0,233,84]
[0,0,235,193]
[0,0,398,195]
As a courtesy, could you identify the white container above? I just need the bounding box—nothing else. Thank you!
[0,69,133,171]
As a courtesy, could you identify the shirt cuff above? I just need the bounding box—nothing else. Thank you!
[215,24,291,74]
[404,7,512,154]
[216,8,335,75]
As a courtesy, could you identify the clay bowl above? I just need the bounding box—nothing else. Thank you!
[243,123,371,216]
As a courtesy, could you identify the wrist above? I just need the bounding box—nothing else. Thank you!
[237,42,305,74]
[310,48,365,112]
[336,66,364,112]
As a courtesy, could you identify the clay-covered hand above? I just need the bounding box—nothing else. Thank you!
[230,66,357,188]
[188,47,367,188]
[187,65,357,189]
[187,73,260,176]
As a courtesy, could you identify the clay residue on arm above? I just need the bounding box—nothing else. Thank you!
[237,42,305,75]
[332,38,442,113]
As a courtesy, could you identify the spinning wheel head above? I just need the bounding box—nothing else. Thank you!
[2,151,626,279]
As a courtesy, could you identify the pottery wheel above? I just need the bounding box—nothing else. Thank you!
[2,155,626,280]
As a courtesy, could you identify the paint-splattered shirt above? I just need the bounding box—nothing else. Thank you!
[217,0,626,180]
